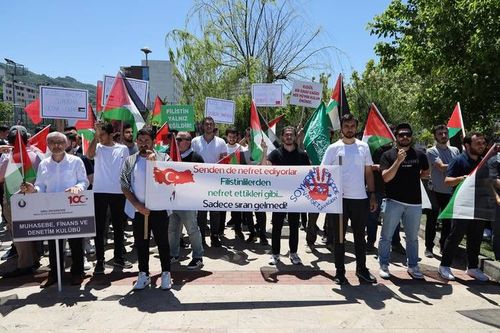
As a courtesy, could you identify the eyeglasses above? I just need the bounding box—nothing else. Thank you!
[397,132,412,138]
[176,138,191,142]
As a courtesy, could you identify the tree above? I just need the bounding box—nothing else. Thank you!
[166,0,331,131]
[0,102,13,124]
[369,0,500,135]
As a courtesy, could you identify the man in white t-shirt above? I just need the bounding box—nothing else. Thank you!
[87,122,131,274]
[321,114,378,285]
[191,116,227,247]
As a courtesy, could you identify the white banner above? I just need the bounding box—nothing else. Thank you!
[11,191,96,241]
[145,162,343,213]
[289,80,322,108]
[204,97,235,124]
[40,86,88,120]
[103,75,149,108]
[251,83,283,107]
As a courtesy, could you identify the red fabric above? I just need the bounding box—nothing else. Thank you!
[24,98,42,124]
[28,124,51,153]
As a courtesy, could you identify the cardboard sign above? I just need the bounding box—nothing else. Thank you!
[11,191,96,241]
[289,80,322,108]
[161,105,195,131]
[204,97,235,124]
[251,83,283,107]
[39,86,88,120]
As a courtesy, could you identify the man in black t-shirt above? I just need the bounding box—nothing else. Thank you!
[378,123,429,280]
[263,126,310,266]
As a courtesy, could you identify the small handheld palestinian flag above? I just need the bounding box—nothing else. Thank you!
[250,101,264,162]
[218,148,241,164]
[362,103,395,155]
[28,124,51,154]
[154,122,169,152]
[5,131,37,199]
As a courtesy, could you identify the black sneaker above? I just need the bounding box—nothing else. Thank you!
[187,258,204,270]
[94,261,105,275]
[211,236,222,248]
[1,246,18,261]
[235,230,245,240]
[334,274,348,285]
[356,268,377,283]
[113,259,133,269]
[246,233,257,243]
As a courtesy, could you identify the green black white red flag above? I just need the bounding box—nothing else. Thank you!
[362,103,395,155]
[439,144,498,221]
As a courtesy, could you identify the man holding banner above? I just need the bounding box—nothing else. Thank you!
[264,126,310,266]
[191,116,227,247]
[20,132,89,288]
[120,128,172,290]
[321,114,378,285]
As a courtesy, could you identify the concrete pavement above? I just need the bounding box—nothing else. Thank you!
[0,214,499,331]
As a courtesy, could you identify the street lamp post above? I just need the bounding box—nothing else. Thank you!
[140,47,152,67]
[140,47,152,108]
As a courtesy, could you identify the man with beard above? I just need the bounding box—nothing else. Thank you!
[120,128,172,290]
[322,114,378,284]
[191,116,227,247]
[263,126,309,265]
[378,123,429,280]
[122,123,138,155]
[20,132,89,287]
[439,132,490,281]
[425,125,460,257]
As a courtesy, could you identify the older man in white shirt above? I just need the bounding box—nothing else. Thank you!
[21,132,89,288]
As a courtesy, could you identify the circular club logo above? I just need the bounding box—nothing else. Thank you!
[17,199,27,208]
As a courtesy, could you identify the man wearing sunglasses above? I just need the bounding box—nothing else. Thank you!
[378,123,429,280]
[167,132,205,270]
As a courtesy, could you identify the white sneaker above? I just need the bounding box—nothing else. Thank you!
[408,265,424,280]
[379,264,390,279]
[466,268,489,282]
[133,272,151,290]
[289,252,302,265]
[438,265,455,281]
[161,271,172,290]
[83,257,92,271]
[268,254,280,265]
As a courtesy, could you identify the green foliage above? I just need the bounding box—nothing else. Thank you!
[0,102,13,124]
[369,0,500,137]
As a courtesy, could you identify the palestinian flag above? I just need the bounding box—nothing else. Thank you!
[28,124,51,154]
[75,103,97,155]
[447,102,465,150]
[362,103,395,155]
[5,131,37,199]
[151,96,166,126]
[439,144,497,221]
[303,102,331,165]
[96,80,103,112]
[218,148,241,164]
[154,123,169,152]
[250,101,264,162]
[326,74,350,130]
[267,113,284,144]
[101,72,145,138]
[169,133,181,162]
[24,98,42,125]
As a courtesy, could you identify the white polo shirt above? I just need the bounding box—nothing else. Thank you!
[191,135,227,163]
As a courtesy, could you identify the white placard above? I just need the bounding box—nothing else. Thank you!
[204,97,235,124]
[11,191,96,242]
[103,75,149,108]
[251,83,283,107]
[289,80,322,108]
[39,86,88,120]
[146,162,343,213]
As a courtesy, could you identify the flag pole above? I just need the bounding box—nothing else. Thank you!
[144,215,149,240]
[17,132,26,182]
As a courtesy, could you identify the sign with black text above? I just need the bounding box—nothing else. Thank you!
[11,191,95,241]
[40,86,88,120]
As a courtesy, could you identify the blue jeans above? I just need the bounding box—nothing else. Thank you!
[168,210,204,258]
[366,193,402,245]
[378,199,421,268]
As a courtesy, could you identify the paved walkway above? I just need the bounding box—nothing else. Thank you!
[0,215,499,331]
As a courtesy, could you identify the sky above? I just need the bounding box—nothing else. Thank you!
[1,0,391,86]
